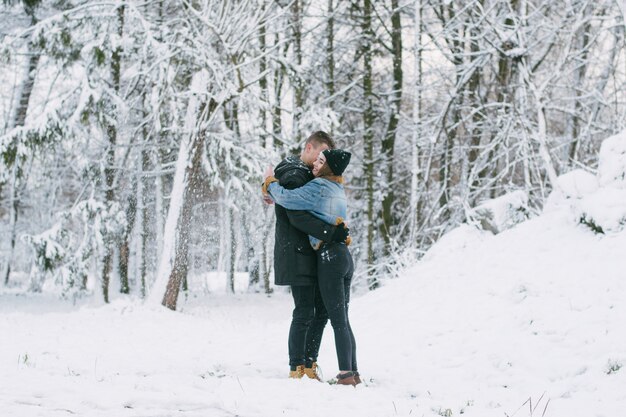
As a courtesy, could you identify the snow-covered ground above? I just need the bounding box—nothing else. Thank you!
[2,205,624,417]
[3,132,626,417]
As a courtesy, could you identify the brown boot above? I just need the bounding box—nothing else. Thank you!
[303,362,322,381]
[354,371,362,385]
[289,365,305,379]
[336,371,357,386]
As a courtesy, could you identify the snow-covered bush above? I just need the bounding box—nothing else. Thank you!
[606,359,623,375]
[467,190,530,234]
[544,169,599,211]
[546,131,626,234]
[598,130,626,188]
[577,187,626,234]
[23,197,126,295]
[578,132,626,233]
[22,224,67,291]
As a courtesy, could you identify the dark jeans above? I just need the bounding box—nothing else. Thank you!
[288,283,328,368]
[316,242,357,371]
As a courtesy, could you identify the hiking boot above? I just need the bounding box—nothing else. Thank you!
[336,371,357,386]
[354,371,362,385]
[304,362,322,381]
[289,365,305,379]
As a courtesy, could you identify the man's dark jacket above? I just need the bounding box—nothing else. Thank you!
[273,156,336,286]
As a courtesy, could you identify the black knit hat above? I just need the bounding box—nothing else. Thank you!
[322,149,351,175]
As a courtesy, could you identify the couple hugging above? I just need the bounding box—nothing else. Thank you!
[262,131,361,387]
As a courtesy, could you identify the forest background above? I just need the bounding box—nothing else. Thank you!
[1,0,625,309]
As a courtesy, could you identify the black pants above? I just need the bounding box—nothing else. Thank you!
[316,242,357,371]
[288,283,328,368]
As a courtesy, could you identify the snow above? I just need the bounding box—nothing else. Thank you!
[598,130,626,188]
[2,133,625,416]
[544,169,599,210]
[577,187,626,233]
[468,190,529,234]
[2,195,625,416]
[545,138,626,234]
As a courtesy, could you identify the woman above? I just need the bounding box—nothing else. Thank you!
[262,149,360,386]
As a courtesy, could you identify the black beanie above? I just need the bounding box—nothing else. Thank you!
[322,149,351,175]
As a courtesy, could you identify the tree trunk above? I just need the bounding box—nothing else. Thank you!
[243,211,260,289]
[154,150,165,268]
[138,141,150,298]
[291,0,304,146]
[12,28,40,128]
[576,17,623,161]
[3,167,19,286]
[101,4,125,303]
[223,100,240,294]
[262,206,273,294]
[567,16,591,164]
[272,32,284,147]
[438,130,452,212]
[252,4,268,291]
[409,0,423,244]
[535,103,560,189]
[151,70,215,310]
[326,0,335,98]
[259,1,270,149]
[161,110,212,310]
[118,179,137,294]
[228,205,237,293]
[435,3,464,219]
[362,0,377,289]
[466,15,484,202]
[380,0,403,255]
[4,10,40,286]
[162,173,194,310]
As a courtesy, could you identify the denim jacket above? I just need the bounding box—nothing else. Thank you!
[267,177,347,249]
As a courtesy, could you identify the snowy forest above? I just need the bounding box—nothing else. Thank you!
[1,0,626,309]
[3,1,626,416]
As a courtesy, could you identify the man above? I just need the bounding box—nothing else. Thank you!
[265,131,349,380]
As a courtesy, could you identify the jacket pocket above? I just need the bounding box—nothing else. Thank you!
[295,245,316,277]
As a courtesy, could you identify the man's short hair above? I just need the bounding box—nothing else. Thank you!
[305,131,336,150]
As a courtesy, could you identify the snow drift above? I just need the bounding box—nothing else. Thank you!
[1,132,625,417]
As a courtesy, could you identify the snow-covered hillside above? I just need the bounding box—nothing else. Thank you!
[2,136,626,416]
